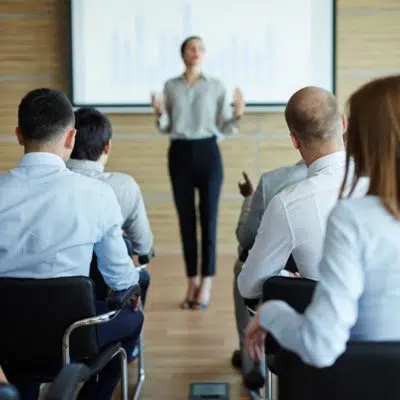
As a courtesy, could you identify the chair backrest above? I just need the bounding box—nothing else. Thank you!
[263,276,317,355]
[278,342,400,400]
[0,277,98,382]
[263,276,317,313]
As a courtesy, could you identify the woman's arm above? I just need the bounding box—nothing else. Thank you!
[154,83,172,134]
[217,86,244,136]
[256,202,365,367]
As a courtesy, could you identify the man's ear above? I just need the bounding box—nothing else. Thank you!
[290,132,300,150]
[15,127,24,146]
[65,128,76,150]
[104,140,112,155]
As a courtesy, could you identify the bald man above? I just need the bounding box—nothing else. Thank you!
[238,86,368,299]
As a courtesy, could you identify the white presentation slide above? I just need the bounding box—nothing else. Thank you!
[70,0,335,108]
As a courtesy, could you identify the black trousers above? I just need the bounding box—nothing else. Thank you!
[168,136,223,277]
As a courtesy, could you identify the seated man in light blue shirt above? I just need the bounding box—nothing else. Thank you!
[67,107,153,307]
[0,88,142,400]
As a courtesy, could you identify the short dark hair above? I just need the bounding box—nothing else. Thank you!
[180,35,202,56]
[18,88,74,143]
[70,107,112,161]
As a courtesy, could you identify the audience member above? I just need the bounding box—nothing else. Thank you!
[67,107,153,306]
[235,162,307,252]
[232,165,307,376]
[246,75,400,367]
[0,88,143,400]
[238,86,368,299]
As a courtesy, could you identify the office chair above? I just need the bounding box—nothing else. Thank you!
[0,363,90,400]
[244,276,317,399]
[90,237,151,400]
[278,341,400,400]
[0,277,140,400]
[243,255,301,312]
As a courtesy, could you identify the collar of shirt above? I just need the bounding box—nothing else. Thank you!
[307,151,346,178]
[179,73,208,81]
[66,159,105,173]
[19,152,66,168]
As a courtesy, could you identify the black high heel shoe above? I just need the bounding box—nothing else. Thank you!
[180,299,196,309]
[180,287,199,309]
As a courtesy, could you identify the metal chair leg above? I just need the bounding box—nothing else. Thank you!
[119,347,128,400]
[132,330,145,400]
[264,370,273,400]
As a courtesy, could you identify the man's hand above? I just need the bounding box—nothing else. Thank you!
[233,87,245,120]
[245,312,267,363]
[238,171,254,197]
[150,91,165,117]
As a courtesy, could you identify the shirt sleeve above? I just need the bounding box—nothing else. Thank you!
[237,194,294,298]
[258,203,364,368]
[94,185,139,291]
[156,82,171,133]
[235,195,252,243]
[217,85,238,136]
[121,178,153,255]
[236,177,266,250]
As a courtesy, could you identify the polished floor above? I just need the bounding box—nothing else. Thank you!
[128,254,258,400]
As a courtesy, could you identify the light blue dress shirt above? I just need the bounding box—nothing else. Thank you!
[0,153,138,291]
[259,196,400,368]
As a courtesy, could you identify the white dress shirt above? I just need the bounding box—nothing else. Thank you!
[67,159,153,255]
[236,161,308,251]
[238,151,369,298]
[0,153,138,291]
[258,196,400,367]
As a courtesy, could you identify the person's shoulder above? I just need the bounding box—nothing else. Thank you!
[65,169,114,198]
[165,76,183,87]
[274,173,312,206]
[0,171,9,181]
[331,196,380,222]
[103,171,139,191]
[260,162,307,185]
[260,162,308,199]
[324,197,378,243]
[207,77,226,90]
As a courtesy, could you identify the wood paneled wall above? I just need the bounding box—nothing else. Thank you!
[0,0,399,252]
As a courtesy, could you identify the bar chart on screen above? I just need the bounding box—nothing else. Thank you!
[71,0,335,108]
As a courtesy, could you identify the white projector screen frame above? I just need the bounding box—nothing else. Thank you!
[68,0,336,113]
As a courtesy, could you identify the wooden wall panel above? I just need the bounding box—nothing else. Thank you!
[0,1,57,13]
[0,18,60,76]
[0,0,399,252]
